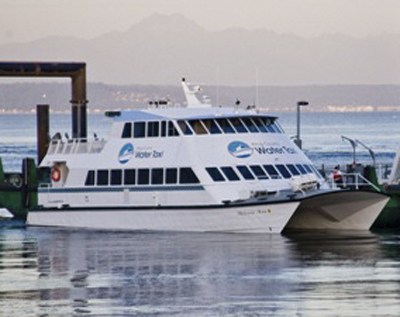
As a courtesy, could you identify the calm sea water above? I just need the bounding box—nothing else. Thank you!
[1,111,400,316]
[1,221,400,316]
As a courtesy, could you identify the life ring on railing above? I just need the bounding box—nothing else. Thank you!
[51,166,61,182]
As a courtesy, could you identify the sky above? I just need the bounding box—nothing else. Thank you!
[1,0,400,44]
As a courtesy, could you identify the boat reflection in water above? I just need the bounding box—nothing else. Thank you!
[1,224,400,316]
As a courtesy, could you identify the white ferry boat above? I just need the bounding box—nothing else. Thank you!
[27,79,389,233]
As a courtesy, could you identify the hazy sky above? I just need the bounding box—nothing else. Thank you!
[1,0,400,44]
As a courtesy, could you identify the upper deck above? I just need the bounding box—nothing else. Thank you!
[108,107,283,140]
[45,106,281,157]
[46,78,283,158]
[47,137,106,156]
[106,78,281,138]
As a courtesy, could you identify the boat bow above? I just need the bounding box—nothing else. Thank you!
[285,190,389,230]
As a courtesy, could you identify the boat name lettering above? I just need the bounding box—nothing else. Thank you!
[253,145,296,155]
[238,210,256,216]
[238,209,269,216]
[135,150,164,159]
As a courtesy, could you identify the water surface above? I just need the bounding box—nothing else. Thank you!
[1,221,399,316]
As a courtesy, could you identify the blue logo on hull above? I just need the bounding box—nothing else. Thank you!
[118,143,134,164]
[228,141,253,158]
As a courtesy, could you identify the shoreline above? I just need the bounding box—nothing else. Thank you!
[1,106,400,115]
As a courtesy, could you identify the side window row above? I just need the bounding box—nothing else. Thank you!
[85,167,200,186]
[121,116,283,139]
[177,116,283,135]
[206,164,321,182]
[122,121,179,138]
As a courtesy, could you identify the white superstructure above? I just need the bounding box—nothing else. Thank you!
[27,79,389,232]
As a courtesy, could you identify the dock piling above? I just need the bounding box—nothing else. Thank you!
[36,104,50,165]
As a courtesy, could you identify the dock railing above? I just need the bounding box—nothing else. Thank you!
[47,138,106,155]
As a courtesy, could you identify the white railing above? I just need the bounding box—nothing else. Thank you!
[47,138,106,155]
[327,172,381,192]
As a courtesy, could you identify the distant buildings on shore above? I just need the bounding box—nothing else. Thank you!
[1,82,400,114]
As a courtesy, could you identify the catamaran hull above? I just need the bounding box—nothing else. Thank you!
[285,190,389,230]
[27,201,300,233]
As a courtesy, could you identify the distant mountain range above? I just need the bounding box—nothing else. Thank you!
[0,13,399,86]
[1,82,399,113]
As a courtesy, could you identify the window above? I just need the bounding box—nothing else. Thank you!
[215,118,235,134]
[263,165,281,179]
[220,167,240,181]
[249,165,269,179]
[276,165,292,179]
[273,122,284,133]
[262,118,282,133]
[189,120,208,134]
[124,169,136,185]
[206,167,225,182]
[296,164,307,175]
[122,122,132,138]
[303,164,313,173]
[229,118,247,133]
[138,169,150,185]
[179,168,200,184]
[85,170,95,186]
[168,121,179,136]
[97,170,109,186]
[151,168,164,185]
[161,121,167,137]
[259,117,274,133]
[259,117,280,133]
[147,121,159,137]
[287,164,300,176]
[134,122,145,138]
[241,117,259,133]
[110,169,122,185]
[177,120,193,135]
[203,119,222,134]
[236,166,255,180]
[253,117,267,132]
[266,121,275,132]
[166,168,178,184]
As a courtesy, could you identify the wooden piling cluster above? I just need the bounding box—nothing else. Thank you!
[0,61,89,218]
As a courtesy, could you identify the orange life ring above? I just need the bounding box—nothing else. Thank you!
[51,167,61,182]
